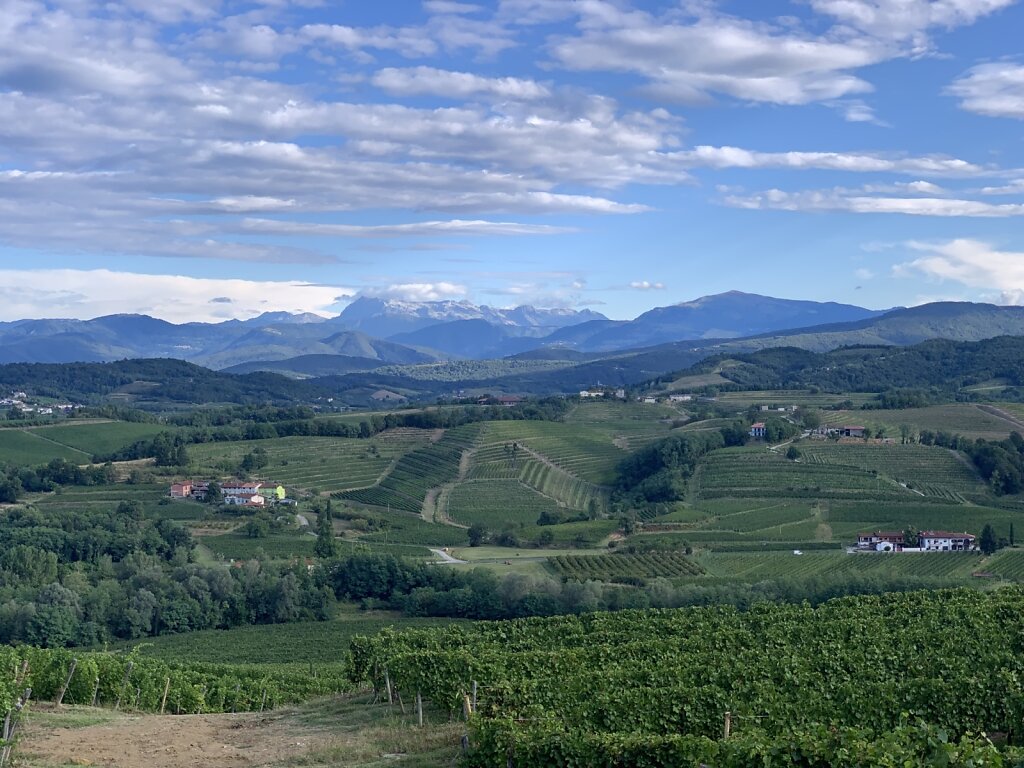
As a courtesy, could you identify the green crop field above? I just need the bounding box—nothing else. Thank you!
[0,428,89,463]
[119,612,466,665]
[340,423,482,512]
[697,447,917,502]
[446,479,564,528]
[799,442,985,502]
[825,501,1020,542]
[699,550,984,580]
[984,550,1024,580]
[478,420,625,484]
[189,429,430,494]
[564,400,677,449]
[465,439,610,513]
[694,500,818,533]
[24,421,168,457]
[200,531,316,561]
[715,390,878,408]
[549,551,704,580]
[820,404,1021,440]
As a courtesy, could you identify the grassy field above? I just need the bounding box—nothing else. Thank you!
[714,390,878,408]
[446,479,563,528]
[25,421,168,457]
[190,429,431,495]
[820,404,1021,440]
[121,610,466,665]
[0,428,89,463]
[564,400,678,449]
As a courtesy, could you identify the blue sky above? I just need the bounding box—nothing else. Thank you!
[2,0,1024,322]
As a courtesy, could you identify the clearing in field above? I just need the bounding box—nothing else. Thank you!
[18,696,461,768]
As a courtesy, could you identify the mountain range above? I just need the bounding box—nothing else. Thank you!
[0,292,889,369]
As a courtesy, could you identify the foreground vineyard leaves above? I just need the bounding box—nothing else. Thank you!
[351,588,1024,767]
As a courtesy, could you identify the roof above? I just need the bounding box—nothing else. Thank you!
[751,422,765,428]
[920,530,976,539]
[858,531,903,538]
[845,426,866,430]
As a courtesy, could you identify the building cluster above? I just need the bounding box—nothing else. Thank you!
[1,391,77,415]
[856,530,977,552]
[579,389,628,400]
[169,480,288,507]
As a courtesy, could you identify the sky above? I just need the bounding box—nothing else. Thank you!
[2,0,1024,323]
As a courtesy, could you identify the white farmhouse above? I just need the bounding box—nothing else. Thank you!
[919,531,976,551]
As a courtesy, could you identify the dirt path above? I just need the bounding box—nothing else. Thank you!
[978,403,1024,431]
[430,547,466,564]
[423,447,474,526]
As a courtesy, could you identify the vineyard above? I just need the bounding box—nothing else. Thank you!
[447,479,563,528]
[189,430,430,494]
[0,646,350,723]
[548,552,704,580]
[466,428,611,513]
[479,421,625,485]
[697,447,919,501]
[350,588,1024,766]
[340,424,482,512]
[799,442,984,502]
[698,551,984,580]
[820,404,1021,440]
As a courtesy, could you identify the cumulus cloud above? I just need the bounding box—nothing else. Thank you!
[0,269,350,323]
[809,0,1015,52]
[948,62,1024,119]
[894,239,1024,302]
[629,281,666,290]
[372,67,550,100]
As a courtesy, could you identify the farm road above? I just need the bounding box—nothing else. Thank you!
[431,548,466,564]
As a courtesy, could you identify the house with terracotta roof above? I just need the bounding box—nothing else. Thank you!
[857,531,905,551]
[749,422,766,438]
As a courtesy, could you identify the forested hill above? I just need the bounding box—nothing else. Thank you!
[0,358,325,405]
[661,336,1024,394]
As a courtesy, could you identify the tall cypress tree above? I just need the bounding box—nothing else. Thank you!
[314,500,337,559]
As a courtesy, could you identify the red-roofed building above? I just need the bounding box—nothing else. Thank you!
[750,422,766,438]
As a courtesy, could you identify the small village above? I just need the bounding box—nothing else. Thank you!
[169,479,293,507]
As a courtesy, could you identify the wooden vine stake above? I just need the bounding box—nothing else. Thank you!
[462,693,473,721]
[90,677,100,708]
[472,681,478,713]
[114,662,134,711]
[723,711,732,740]
[54,658,78,707]
[384,670,393,706]
[416,691,423,727]
[160,678,171,714]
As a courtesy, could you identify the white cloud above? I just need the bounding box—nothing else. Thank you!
[629,280,666,290]
[372,67,550,100]
[809,0,1016,52]
[948,62,1024,119]
[681,146,985,176]
[0,269,350,323]
[722,187,1024,216]
[363,282,468,301]
[238,218,571,237]
[895,239,1024,302]
[854,267,875,280]
[552,9,880,106]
